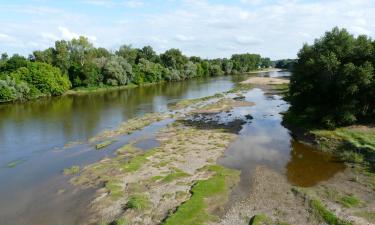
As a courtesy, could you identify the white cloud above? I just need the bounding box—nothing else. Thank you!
[0,33,13,42]
[58,26,80,40]
[234,36,262,45]
[82,0,143,8]
[1,0,375,59]
[175,34,196,42]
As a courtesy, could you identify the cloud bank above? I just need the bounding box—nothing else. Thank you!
[0,0,374,59]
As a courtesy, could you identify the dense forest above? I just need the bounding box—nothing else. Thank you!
[0,37,272,102]
[289,27,375,127]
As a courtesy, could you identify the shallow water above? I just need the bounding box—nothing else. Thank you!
[218,85,345,198]
[0,75,239,225]
[0,71,345,224]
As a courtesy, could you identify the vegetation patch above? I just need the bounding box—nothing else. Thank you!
[321,188,362,208]
[106,180,124,200]
[71,143,143,186]
[310,198,353,225]
[225,83,253,94]
[162,165,240,225]
[122,148,156,172]
[162,169,190,183]
[170,93,224,110]
[249,214,273,225]
[192,98,254,114]
[249,214,291,225]
[312,127,375,151]
[311,126,375,170]
[90,113,169,142]
[6,159,25,168]
[338,195,361,208]
[96,140,116,150]
[63,165,80,175]
[125,193,150,211]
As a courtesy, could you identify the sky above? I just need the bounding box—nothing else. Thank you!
[0,0,374,60]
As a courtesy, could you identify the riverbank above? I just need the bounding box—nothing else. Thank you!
[218,81,374,225]
[245,68,284,74]
[68,91,253,224]
[64,74,374,225]
[63,69,281,96]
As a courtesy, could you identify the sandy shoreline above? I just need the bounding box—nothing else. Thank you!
[240,76,290,85]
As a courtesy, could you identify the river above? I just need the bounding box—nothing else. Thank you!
[0,70,344,225]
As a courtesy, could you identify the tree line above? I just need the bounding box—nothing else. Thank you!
[0,36,272,102]
[289,27,375,127]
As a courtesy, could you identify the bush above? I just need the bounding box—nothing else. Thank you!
[0,62,71,102]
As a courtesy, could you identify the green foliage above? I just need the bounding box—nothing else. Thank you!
[103,56,133,86]
[249,214,291,225]
[95,140,116,150]
[162,165,240,225]
[135,58,164,83]
[1,36,271,102]
[231,53,261,72]
[7,159,25,168]
[162,169,190,183]
[310,199,353,225]
[23,62,71,95]
[289,27,375,127]
[125,193,150,210]
[160,48,188,70]
[111,217,130,225]
[105,180,123,199]
[274,59,295,70]
[0,60,71,102]
[311,126,375,166]
[63,165,80,175]
[339,195,360,208]
[121,148,156,172]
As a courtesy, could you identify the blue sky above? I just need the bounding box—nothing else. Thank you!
[0,0,374,59]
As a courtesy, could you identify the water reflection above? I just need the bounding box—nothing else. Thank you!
[218,86,344,197]
[0,76,237,167]
[286,141,345,187]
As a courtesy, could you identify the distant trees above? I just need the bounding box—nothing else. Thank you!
[0,36,272,102]
[231,53,262,73]
[102,56,133,86]
[275,59,295,70]
[289,27,375,127]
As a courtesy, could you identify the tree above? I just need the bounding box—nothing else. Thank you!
[0,54,28,72]
[231,53,261,72]
[22,62,71,95]
[69,36,95,67]
[32,48,55,64]
[289,27,375,127]
[260,57,272,68]
[160,49,188,70]
[210,64,224,76]
[54,40,70,75]
[222,59,233,74]
[136,58,163,83]
[182,61,197,79]
[116,45,138,65]
[137,46,160,63]
[275,59,295,70]
[103,56,133,86]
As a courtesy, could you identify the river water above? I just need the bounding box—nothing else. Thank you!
[0,71,344,225]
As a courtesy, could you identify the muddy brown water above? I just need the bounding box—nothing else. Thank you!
[217,85,345,199]
[0,71,345,224]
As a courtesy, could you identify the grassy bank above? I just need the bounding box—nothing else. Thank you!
[163,165,240,225]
